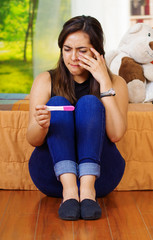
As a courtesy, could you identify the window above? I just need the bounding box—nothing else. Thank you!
[0,0,71,94]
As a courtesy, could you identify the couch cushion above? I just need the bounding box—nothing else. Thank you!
[0,111,36,190]
[116,103,153,190]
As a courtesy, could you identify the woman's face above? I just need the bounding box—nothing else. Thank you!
[62,31,94,81]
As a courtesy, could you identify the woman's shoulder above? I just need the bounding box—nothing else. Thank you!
[111,73,127,87]
[30,71,52,98]
[34,71,51,83]
[33,71,51,88]
[112,73,124,82]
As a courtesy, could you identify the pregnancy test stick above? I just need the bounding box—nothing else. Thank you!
[46,105,75,111]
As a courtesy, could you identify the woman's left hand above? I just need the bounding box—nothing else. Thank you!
[78,48,111,87]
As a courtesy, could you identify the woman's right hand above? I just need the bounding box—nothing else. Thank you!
[34,105,51,129]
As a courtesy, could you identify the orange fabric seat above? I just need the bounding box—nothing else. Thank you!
[116,103,153,190]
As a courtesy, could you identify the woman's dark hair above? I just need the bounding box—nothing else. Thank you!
[51,15,110,103]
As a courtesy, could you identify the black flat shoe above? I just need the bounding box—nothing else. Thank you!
[80,199,102,220]
[58,199,80,220]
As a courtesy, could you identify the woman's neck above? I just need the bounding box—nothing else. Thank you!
[73,72,89,84]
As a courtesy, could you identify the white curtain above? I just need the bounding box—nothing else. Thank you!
[71,0,130,52]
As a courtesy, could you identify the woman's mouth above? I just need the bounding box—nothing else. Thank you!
[70,64,80,67]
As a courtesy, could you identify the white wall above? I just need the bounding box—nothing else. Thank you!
[71,0,130,52]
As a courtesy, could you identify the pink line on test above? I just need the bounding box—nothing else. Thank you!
[63,106,75,111]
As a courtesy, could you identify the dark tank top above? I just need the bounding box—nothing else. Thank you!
[48,70,90,103]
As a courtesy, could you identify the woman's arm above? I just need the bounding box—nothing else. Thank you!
[26,72,51,146]
[100,75,128,142]
[79,48,128,142]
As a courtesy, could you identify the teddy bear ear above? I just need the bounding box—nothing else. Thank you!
[129,23,143,34]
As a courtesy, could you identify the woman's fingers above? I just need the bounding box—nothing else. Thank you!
[78,56,92,68]
[78,61,91,71]
[90,48,101,60]
[78,48,110,84]
[78,54,97,71]
[78,47,103,67]
[35,105,47,111]
[35,105,49,115]
[36,113,49,120]
[34,104,51,128]
[37,109,49,116]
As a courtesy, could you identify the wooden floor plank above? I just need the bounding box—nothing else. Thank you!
[131,191,153,239]
[0,191,12,222]
[73,198,113,240]
[104,191,152,240]
[0,190,41,240]
[35,195,74,240]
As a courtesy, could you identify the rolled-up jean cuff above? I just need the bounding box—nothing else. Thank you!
[79,162,100,178]
[54,160,78,180]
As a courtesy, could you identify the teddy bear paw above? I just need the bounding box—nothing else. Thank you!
[127,79,146,103]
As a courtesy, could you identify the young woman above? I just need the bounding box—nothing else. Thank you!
[27,15,128,221]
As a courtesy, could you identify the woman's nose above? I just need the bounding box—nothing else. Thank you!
[71,50,78,61]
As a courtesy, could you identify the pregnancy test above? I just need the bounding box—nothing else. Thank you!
[46,105,75,111]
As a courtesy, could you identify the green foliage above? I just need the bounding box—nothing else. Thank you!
[0,60,33,93]
[0,40,32,61]
[0,0,30,41]
[0,0,11,29]
[0,41,33,93]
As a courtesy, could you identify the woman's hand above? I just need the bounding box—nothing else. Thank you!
[78,48,112,88]
[34,105,51,129]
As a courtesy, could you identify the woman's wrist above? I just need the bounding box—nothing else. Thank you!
[99,75,113,90]
[99,82,113,93]
[100,88,116,98]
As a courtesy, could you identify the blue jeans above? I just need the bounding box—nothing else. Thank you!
[29,95,125,198]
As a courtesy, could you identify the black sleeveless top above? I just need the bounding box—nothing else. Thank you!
[48,70,90,104]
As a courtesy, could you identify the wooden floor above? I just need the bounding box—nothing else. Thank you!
[0,190,153,240]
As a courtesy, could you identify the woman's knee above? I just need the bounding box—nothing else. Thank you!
[75,95,105,127]
[76,95,104,109]
[47,96,71,106]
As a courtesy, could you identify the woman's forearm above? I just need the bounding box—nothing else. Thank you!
[26,122,49,147]
[101,96,127,142]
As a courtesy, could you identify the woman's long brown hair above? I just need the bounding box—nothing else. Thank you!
[51,15,112,104]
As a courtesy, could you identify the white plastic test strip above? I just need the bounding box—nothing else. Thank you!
[46,106,75,111]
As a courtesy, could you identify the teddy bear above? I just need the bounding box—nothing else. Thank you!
[105,23,153,103]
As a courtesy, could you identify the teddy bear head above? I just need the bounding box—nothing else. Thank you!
[118,23,153,64]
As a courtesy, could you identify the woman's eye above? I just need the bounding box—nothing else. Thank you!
[64,48,70,52]
[148,33,151,37]
[79,50,87,53]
